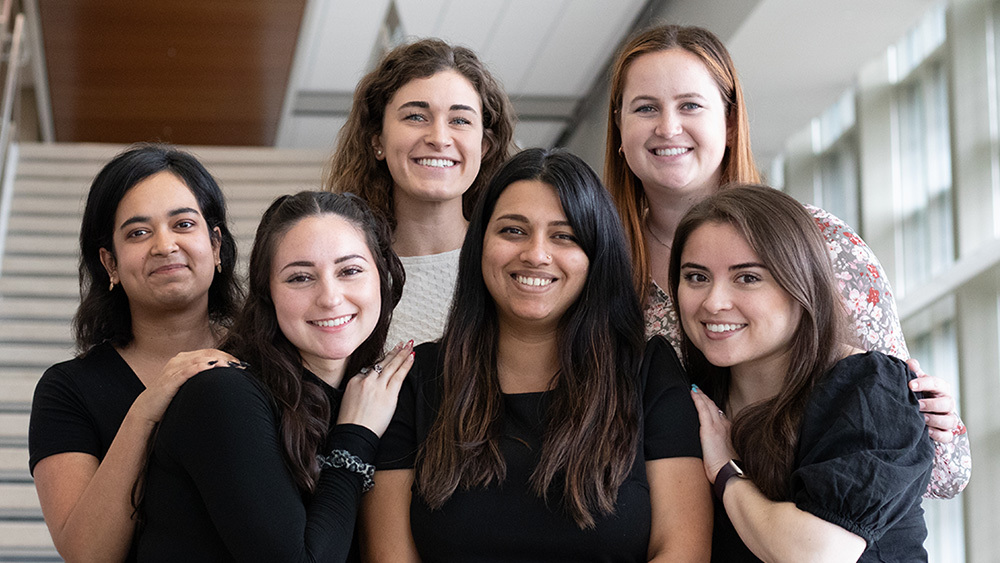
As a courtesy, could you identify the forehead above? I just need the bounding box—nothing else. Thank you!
[273,214,372,264]
[682,221,757,263]
[115,171,199,220]
[388,69,482,110]
[623,48,723,101]
[490,180,565,220]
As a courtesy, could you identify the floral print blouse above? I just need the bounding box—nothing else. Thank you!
[645,204,970,500]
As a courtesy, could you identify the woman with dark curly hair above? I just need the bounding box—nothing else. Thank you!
[29,144,243,562]
[326,38,516,347]
[136,191,411,561]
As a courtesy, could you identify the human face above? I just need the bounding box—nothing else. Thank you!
[270,214,381,382]
[619,49,729,199]
[99,171,220,315]
[375,70,486,208]
[482,180,589,333]
[677,222,802,380]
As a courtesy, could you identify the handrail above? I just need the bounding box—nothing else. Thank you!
[0,12,24,275]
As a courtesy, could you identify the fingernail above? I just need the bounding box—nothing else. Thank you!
[924,415,931,423]
[909,380,919,390]
[407,339,414,348]
[410,351,415,358]
[691,384,699,392]
[208,360,218,366]
[228,361,242,368]
[919,399,926,409]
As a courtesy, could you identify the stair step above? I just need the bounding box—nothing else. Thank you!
[0,320,73,344]
[0,298,78,321]
[0,448,29,473]
[0,521,55,551]
[1,256,77,276]
[0,345,74,369]
[0,278,77,299]
[0,483,40,509]
[0,413,30,439]
[17,160,324,184]
[0,544,61,562]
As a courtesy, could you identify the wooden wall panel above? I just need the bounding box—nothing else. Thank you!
[38,0,306,145]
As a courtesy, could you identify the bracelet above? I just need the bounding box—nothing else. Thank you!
[317,449,375,492]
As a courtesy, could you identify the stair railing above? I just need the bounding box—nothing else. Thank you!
[0,3,25,277]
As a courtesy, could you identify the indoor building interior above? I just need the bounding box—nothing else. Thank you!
[0,0,994,561]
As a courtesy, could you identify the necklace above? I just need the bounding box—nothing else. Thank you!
[644,218,672,250]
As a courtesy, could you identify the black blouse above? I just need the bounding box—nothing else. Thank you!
[376,336,701,562]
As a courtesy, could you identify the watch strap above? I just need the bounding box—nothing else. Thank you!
[713,459,745,501]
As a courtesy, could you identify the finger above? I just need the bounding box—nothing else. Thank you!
[918,396,955,415]
[690,388,718,428]
[385,349,414,393]
[906,357,924,377]
[376,340,414,377]
[928,427,955,444]
[923,412,958,433]
[909,374,951,396]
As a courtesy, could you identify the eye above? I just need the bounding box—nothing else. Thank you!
[126,228,150,239]
[498,225,526,236]
[403,113,427,122]
[340,265,365,277]
[680,102,703,111]
[552,232,578,244]
[285,272,313,284]
[682,271,709,284]
[735,273,762,284]
[451,116,473,126]
[633,104,657,114]
[175,219,196,229]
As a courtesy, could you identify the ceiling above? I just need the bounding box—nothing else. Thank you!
[33,0,942,167]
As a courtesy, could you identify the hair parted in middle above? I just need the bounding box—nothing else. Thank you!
[417,147,645,529]
[605,24,761,300]
[223,191,404,494]
[324,38,516,229]
[668,184,851,500]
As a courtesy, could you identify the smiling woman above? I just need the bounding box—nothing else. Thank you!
[135,191,411,561]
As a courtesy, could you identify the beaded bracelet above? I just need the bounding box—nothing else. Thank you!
[317,449,375,492]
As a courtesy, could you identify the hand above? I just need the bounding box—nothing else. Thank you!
[906,358,960,443]
[690,385,737,483]
[133,349,243,424]
[337,341,414,437]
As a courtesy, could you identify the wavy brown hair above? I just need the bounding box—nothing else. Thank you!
[668,184,852,500]
[417,148,645,528]
[223,191,404,493]
[324,38,516,230]
[605,24,760,300]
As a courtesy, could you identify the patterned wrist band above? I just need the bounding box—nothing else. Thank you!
[317,449,375,492]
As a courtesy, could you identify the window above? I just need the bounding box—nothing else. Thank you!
[812,90,861,229]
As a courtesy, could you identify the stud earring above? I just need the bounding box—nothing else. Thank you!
[375,148,384,158]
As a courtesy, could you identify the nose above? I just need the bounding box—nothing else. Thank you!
[150,229,179,255]
[316,276,344,309]
[520,234,552,266]
[654,109,682,138]
[424,117,453,149]
[702,281,732,314]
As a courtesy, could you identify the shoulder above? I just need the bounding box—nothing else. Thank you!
[821,351,913,397]
[38,343,126,384]
[170,366,272,416]
[639,336,686,390]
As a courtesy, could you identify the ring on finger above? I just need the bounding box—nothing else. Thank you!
[717,409,726,418]
[372,363,383,375]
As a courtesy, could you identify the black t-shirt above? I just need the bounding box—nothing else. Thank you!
[136,366,375,562]
[376,336,701,562]
[29,343,145,474]
[711,352,934,562]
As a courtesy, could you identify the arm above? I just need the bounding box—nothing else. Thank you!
[646,457,712,562]
[32,349,238,563]
[808,205,970,496]
[361,469,421,562]
[690,387,866,563]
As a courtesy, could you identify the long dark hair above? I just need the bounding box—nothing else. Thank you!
[668,184,850,499]
[325,38,516,229]
[74,144,240,352]
[417,148,645,528]
[605,24,760,300]
[223,191,404,493]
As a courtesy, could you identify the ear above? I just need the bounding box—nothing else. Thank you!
[371,134,385,160]
[481,128,493,158]
[99,247,117,283]
[211,226,222,265]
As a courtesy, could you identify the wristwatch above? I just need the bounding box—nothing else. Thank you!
[713,459,746,501]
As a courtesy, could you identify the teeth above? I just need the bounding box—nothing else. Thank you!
[515,275,552,287]
[312,315,353,327]
[706,323,745,333]
[653,147,689,156]
[416,158,456,168]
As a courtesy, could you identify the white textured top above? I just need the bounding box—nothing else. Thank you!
[385,249,461,348]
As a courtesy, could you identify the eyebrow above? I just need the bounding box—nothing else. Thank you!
[680,261,768,271]
[118,207,201,230]
[495,213,572,228]
[627,92,708,105]
[397,100,479,113]
[278,254,369,273]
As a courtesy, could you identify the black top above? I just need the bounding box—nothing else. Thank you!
[711,352,934,562]
[28,343,146,562]
[29,343,145,473]
[136,366,375,563]
[376,336,700,562]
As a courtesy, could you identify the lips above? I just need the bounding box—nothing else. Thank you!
[514,274,554,287]
[149,263,188,275]
[705,322,746,333]
[309,314,355,328]
[651,147,691,157]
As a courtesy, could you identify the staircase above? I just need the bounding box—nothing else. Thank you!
[0,142,328,561]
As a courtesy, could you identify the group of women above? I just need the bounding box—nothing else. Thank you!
[28,22,969,563]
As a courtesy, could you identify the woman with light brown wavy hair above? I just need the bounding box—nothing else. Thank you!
[326,38,516,347]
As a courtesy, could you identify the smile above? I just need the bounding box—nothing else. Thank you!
[652,147,691,157]
[514,274,553,287]
[309,315,355,328]
[150,263,187,275]
[415,158,457,168]
[705,322,746,333]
